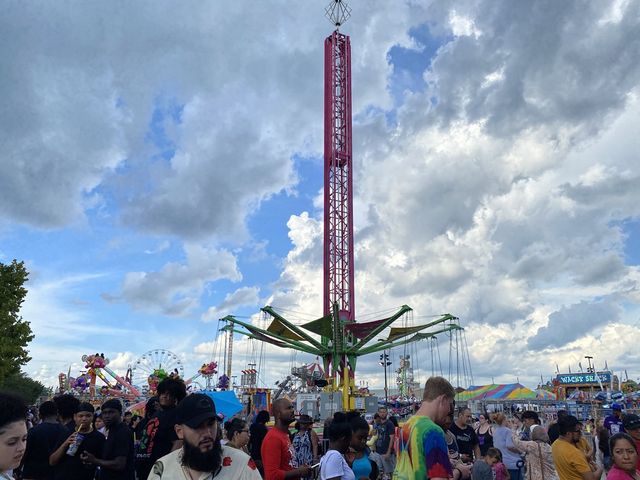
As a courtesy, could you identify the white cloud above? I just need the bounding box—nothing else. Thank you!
[107,351,136,373]
[202,286,261,322]
[118,243,241,316]
[144,241,170,255]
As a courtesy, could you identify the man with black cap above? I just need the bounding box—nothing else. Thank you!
[623,414,640,471]
[80,398,135,480]
[148,393,261,479]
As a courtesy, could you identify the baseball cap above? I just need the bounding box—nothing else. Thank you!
[176,394,217,428]
[612,403,622,411]
[623,414,640,431]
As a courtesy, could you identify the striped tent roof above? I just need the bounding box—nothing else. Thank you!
[535,388,557,400]
[456,383,538,401]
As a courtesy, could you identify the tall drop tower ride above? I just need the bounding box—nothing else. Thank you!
[223,0,464,411]
[323,0,355,393]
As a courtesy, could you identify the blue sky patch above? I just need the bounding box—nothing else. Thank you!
[387,23,452,105]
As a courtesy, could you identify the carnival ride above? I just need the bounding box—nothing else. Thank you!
[58,353,141,400]
[196,361,219,389]
[273,360,327,401]
[131,349,184,395]
[219,1,473,411]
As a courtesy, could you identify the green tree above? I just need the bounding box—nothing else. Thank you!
[0,260,34,384]
[0,372,45,404]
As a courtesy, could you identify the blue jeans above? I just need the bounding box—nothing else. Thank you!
[508,468,522,480]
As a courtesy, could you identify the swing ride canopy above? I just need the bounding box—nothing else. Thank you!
[222,307,464,361]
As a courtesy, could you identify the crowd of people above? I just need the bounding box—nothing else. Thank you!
[2,376,640,480]
[391,378,640,480]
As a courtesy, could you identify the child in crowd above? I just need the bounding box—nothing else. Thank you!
[472,447,502,480]
[493,449,511,480]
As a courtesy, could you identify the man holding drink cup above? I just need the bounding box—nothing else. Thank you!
[49,401,105,480]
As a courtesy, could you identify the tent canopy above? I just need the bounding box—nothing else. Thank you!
[457,383,538,401]
[535,389,557,400]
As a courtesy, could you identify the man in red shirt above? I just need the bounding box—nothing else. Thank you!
[622,414,640,471]
[261,398,311,480]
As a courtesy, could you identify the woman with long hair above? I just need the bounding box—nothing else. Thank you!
[476,414,494,456]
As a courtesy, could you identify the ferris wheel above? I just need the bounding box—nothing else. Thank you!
[131,349,184,394]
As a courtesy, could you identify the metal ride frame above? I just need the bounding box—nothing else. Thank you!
[222,1,464,410]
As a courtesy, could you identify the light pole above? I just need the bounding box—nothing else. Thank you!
[585,356,594,373]
[585,355,596,417]
[379,351,392,406]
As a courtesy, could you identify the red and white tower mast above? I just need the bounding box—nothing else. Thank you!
[323,0,354,387]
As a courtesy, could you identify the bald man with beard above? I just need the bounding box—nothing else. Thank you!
[262,399,311,480]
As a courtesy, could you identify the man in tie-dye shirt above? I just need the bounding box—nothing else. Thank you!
[394,376,456,480]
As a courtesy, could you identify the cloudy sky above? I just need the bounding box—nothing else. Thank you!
[2,0,640,393]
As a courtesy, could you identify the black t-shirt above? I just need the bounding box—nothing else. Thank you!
[22,421,68,479]
[53,429,105,480]
[449,422,479,458]
[374,419,396,453]
[101,421,135,480]
[249,422,268,460]
[135,409,178,479]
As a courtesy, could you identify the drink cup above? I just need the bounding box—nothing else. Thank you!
[67,433,85,456]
